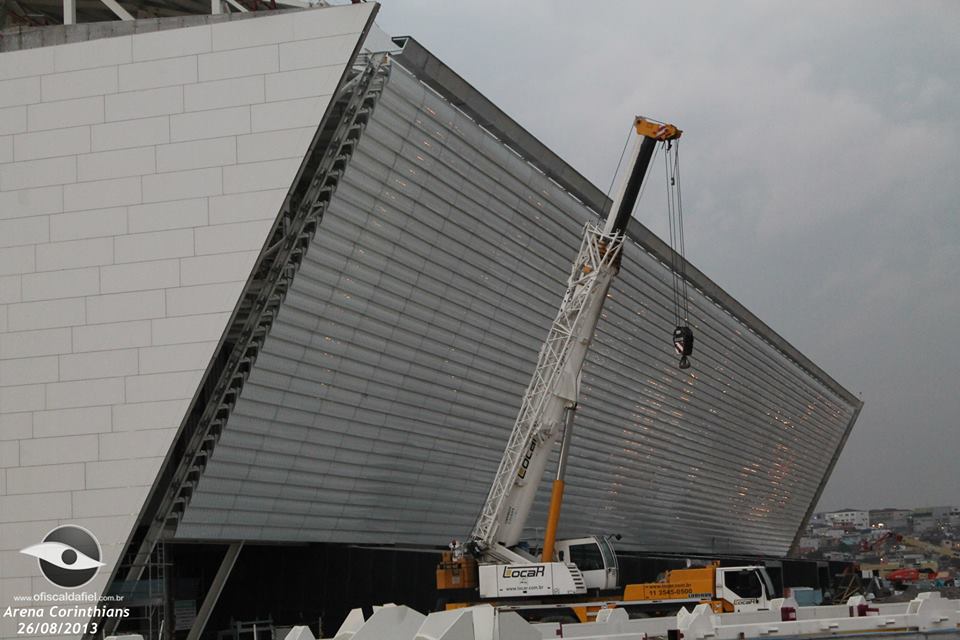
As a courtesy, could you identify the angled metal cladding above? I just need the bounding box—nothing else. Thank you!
[175,60,860,557]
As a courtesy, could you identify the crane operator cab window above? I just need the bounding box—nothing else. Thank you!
[570,543,604,571]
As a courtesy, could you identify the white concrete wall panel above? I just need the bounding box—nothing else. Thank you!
[0,4,373,635]
[27,96,104,132]
[50,207,129,241]
[0,136,11,164]
[0,106,27,136]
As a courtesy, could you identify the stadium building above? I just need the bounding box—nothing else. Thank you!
[0,3,862,637]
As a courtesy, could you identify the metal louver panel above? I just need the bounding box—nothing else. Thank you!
[175,61,859,557]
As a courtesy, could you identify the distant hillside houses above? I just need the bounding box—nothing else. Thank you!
[813,506,959,533]
[800,505,960,571]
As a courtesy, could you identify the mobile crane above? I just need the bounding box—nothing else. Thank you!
[436,118,774,621]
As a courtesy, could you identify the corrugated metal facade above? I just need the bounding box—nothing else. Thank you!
[174,61,859,557]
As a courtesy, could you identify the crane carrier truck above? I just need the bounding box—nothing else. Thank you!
[435,117,775,622]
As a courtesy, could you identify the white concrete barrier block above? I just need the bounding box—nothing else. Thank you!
[413,608,475,640]
[351,605,425,640]
[495,611,541,640]
[594,607,629,625]
[284,626,317,640]
[678,603,717,640]
[332,607,367,639]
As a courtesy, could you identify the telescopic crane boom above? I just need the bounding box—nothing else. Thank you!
[467,118,681,571]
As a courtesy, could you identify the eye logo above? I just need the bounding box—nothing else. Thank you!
[19,525,104,588]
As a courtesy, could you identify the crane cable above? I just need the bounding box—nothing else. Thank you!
[604,123,690,369]
[664,139,694,369]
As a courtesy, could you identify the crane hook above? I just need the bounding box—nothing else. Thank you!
[673,326,694,370]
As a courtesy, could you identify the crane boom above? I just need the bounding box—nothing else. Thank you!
[468,118,681,562]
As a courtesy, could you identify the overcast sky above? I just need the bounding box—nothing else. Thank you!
[375,1,959,513]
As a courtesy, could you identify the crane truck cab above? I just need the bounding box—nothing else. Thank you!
[623,563,776,614]
[714,565,777,612]
[554,536,620,591]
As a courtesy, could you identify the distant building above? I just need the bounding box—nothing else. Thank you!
[825,509,870,530]
[870,508,911,529]
[930,506,959,522]
[912,510,938,533]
